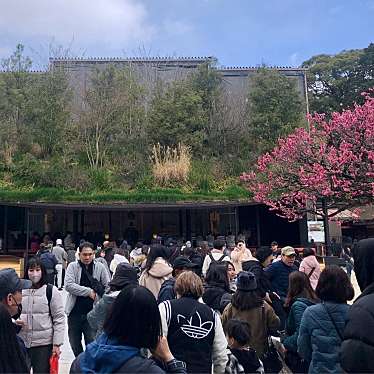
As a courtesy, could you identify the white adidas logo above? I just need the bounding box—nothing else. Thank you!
[177,311,213,339]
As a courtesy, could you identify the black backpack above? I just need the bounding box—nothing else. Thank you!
[208,252,226,264]
[46,284,53,320]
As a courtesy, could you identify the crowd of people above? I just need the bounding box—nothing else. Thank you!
[0,233,374,374]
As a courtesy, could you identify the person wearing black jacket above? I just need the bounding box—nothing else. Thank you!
[202,264,232,313]
[341,238,374,373]
[242,246,273,298]
[71,286,186,374]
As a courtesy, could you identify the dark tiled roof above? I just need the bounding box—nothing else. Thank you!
[219,66,307,71]
[50,56,216,63]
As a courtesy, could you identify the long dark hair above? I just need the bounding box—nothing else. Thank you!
[205,264,230,292]
[144,244,169,273]
[25,257,48,286]
[0,304,29,373]
[104,286,161,350]
[284,271,318,308]
[231,290,264,311]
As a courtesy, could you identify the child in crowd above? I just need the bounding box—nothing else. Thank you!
[225,319,264,374]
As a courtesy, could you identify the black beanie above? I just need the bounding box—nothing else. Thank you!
[236,271,257,291]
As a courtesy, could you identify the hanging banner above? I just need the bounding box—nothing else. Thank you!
[307,221,325,243]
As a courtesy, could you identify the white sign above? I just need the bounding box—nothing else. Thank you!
[307,221,325,243]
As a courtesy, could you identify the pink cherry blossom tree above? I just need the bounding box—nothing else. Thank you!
[241,92,374,245]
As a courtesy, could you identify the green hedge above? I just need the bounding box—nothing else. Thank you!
[0,186,250,204]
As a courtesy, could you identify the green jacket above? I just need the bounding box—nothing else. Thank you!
[282,298,316,352]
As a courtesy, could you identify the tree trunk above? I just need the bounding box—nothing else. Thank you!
[322,198,330,255]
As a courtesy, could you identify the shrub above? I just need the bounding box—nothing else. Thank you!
[151,143,191,187]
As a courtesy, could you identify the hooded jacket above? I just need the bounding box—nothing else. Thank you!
[139,258,173,298]
[87,291,120,337]
[299,256,321,290]
[70,333,185,374]
[341,238,374,373]
[110,254,129,275]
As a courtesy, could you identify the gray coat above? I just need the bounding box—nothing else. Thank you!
[20,285,65,347]
[87,291,119,337]
[65,260,110,316]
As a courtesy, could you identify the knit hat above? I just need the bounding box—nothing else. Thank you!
[236,271,257,291]
[255,246,273,264]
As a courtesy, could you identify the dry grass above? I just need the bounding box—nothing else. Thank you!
[151,143,191,186]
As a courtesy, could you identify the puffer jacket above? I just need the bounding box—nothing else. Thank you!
[282,297,316,353]
[87,291,120,337]
[299,256,321,290]
[203,282,231,313]
[298,302,349,373]
[139,258,173,298]
[19,284,65,348]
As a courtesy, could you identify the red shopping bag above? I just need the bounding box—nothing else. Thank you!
[50,354,59,374]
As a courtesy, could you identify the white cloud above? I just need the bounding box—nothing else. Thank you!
[0,0,155,53]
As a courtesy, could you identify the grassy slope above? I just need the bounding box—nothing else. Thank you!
[0,185,250,204]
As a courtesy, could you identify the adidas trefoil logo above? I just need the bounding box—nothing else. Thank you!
[177,311,213,339]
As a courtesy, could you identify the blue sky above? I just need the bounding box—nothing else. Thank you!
[0,0,373,68]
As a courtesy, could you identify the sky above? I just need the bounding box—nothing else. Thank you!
[0,0,373,69]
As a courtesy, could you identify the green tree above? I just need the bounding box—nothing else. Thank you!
[74,65,146,171]
[0,44,33,165]
[247,68,304,154]
[148,79,207,154]
[27,69,71,159]
[302,43,374,113]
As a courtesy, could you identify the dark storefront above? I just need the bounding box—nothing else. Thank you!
[0,202,307,254]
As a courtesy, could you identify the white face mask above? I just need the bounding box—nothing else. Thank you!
[28,270,42,284]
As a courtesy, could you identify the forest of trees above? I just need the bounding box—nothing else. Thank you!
[0,43,372,201]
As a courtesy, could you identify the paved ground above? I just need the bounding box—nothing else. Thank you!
[58,271,361,374]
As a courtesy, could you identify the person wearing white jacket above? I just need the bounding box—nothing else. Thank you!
[109,247,129,276]
[19,257,65,374]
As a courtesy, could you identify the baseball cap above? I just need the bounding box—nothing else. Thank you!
[281,246,296,256]
[173,256,198,269]
[0,268,32,299]
[56,239,63,245]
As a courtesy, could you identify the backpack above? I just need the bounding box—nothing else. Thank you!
[208,252,226,264]
[46,284,53,321]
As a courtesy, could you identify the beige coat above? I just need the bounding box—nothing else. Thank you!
[222,301,280,356]
[139,258,173,298]
[231,248,256,272]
